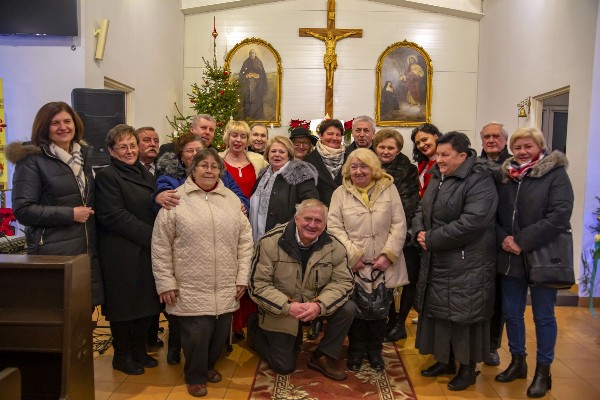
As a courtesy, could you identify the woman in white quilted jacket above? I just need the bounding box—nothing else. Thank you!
[151,148,253,398]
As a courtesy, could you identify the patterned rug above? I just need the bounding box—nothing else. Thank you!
[249,340,417,400]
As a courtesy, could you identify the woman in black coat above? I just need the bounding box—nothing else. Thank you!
[494,127,573,398]
[372,129,421,342]
[249,136,319,242]
[413,132,497,391]
[95,124,161,376]
[7,101,103,306]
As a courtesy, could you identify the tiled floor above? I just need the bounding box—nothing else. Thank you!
[94,306,600,399]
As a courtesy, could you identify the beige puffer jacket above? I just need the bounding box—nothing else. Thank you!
[328,174,409,292]
[152,176,253,316]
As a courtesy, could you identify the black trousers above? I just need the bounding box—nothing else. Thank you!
[165,311,181,350]
[178,313,232,384]
[110,316,153,363]
[348,317,387,358]
[490,276,505,350]
[250,300,356,375]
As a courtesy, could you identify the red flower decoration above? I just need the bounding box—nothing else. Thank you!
[344,119,354,132]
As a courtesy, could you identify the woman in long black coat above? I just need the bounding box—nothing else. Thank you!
[413,132,497,391]
[7,101,103,306]
[95,124,161,376]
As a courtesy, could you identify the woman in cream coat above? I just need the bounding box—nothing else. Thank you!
[152,148,253,398]
[328,148,408,372]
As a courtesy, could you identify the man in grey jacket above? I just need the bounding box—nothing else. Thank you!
[248,199,356,381]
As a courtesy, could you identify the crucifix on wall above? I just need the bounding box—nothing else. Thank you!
[299,0,363,117]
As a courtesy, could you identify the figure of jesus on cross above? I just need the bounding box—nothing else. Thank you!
[300,0,362,116]
[302,28,361,89]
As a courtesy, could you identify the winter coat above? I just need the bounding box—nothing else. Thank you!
[252,159,319,233]
[328,174,409,292]
[7,141,104,306]
[412,150,498,324]
[95,157,161,321]
[381,152,420,231]
[495,151,574,279]
[480,146,511,165]
[249,221,354,335]
[152,177,253,316]
[153,152,249,212]
[304,149,344,206]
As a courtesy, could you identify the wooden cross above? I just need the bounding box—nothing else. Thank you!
[299,0,362,117]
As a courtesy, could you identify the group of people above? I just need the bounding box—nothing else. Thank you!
[7,101,573,399]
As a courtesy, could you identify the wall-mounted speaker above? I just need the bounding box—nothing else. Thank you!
[94,19,109,60]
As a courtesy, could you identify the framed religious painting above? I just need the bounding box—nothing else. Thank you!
[225,37,282,126]
[375,40,433,126]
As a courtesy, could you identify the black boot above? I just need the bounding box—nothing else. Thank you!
[384,322,407,342]
[447,361,479,391]
[112,353,144,375]
[495,353,527,382]
[421,361,456,377]
[527,363,551,398]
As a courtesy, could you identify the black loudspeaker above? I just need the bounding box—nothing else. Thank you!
[71,88,126,166]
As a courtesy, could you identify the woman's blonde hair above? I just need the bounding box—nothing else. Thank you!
[342,148,386,181]
[509,127,545,151]
[263,136,295,161]
[223,120,251,148]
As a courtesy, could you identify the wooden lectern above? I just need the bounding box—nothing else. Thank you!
[0,254,95,400]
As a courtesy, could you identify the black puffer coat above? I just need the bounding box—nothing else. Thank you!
[495,151,574,279]
[381,152,420,231]
[412,150,498,324]
[7,141,104,306]
[95,157,161,321]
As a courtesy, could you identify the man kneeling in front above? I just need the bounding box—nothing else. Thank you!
[248,198,356,380]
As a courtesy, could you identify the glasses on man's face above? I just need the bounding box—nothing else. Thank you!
[293,141,310,148]
[196,163,220,171]
[114,144,138,152]
[184,148,202,155]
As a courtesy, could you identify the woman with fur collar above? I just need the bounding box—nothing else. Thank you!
[249,136,319,242]
[495,127,574,398]
[7,101,103,307]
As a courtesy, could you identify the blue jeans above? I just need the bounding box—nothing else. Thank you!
[501,275,557,364]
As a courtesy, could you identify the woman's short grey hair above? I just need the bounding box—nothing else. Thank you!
[106,124,138,149]
[263,136,295,162]
[188,148,225,178]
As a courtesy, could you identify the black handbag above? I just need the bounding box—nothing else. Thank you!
[525,230,575,289]
[352,270,393,320]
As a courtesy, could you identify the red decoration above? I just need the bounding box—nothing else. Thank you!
[217,121,223,127]
[344,118,354,132]
[0,208,16,236]
[224,71,229,76]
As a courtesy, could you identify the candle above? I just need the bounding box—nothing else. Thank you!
[270,123,274,129]
[213,16,216,31]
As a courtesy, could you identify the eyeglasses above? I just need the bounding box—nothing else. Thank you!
[293,141,310,148]
[114,144,138,152]
[184,148,202,154]
[196,163,220,171]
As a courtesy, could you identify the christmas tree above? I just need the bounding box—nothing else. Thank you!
[189,57,240,149]
[580,196,600,317]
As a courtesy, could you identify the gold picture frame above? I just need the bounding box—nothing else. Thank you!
[225,37,282,126]
[375,40,433,127]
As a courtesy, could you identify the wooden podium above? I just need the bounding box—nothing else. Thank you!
[0,254,95,400]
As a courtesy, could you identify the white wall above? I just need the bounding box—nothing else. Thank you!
[582,5,600,296]
[0,0,184,151]
[83,0,184,138]
[476,0,599,286]
[183,0,481,153]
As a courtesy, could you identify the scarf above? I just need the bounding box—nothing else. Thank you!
[507,152,543,181]
[355,181,376,208]
[316,141,345,180]
[50,142,86,199]
[249,162,288,241]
